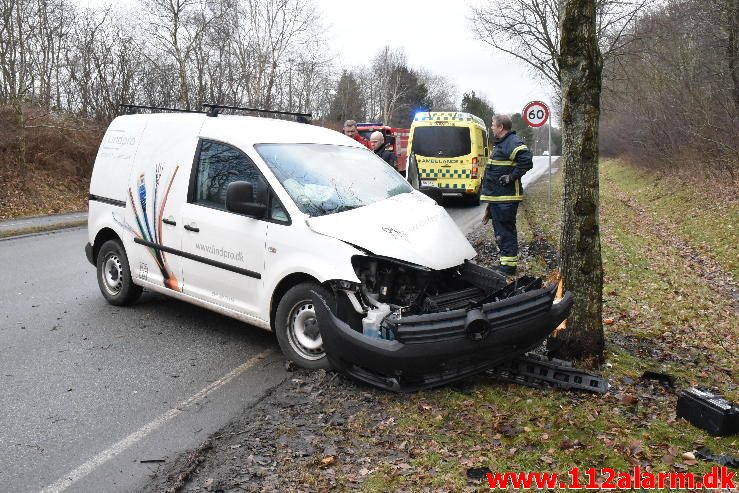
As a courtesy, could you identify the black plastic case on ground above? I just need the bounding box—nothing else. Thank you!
[676,388,739,436]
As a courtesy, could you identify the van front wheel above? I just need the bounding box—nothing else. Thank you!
[97,240,143,306]
[275,283,332,370]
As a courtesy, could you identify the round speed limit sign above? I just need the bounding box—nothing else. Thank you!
[522,101,549,127]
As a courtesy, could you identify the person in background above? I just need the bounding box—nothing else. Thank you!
[343,119,371,149]
[481,114,533,276]
[369,131,397,169]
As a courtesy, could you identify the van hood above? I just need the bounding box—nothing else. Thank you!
[306,192,476,270]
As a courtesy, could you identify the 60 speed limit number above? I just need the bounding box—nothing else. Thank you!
[522,101,549,127]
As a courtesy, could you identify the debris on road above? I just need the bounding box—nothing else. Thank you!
[695,447,739,468]
[676,387,739,436]
[466,466,492,481]
[485,352,610,393]
[640,370,676,388]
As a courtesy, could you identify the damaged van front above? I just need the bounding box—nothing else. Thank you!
[87,111,571,393]
[255,141,573,392]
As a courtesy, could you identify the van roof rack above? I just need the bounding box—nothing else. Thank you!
[119,104,200,115]
[203,103,312,123]
[119,103,312,124]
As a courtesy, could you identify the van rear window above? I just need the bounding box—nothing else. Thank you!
[412,126,471,157]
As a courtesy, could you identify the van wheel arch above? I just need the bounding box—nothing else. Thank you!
[92,228,122,265]
[270,273,322,330]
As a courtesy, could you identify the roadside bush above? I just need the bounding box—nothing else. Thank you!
[0,104,105,218]
[600,0,739,184]
[0,104,104,177]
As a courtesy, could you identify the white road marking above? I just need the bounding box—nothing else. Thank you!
[39,348,274,493]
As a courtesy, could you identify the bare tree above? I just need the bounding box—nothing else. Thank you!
[417,69,458,111]
[552,0,605,362]
[0,0,34,101]
[600,0,738,177]
[469,0,649,89]
[370,46,408,123]
[142,0,222,109]
[730,0,738,110]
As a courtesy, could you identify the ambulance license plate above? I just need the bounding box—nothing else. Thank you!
[421,179,437,187]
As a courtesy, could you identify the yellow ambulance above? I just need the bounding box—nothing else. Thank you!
[409,111,489,205]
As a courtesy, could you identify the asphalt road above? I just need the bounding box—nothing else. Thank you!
[0,156,557,492]
[0,229,287,493]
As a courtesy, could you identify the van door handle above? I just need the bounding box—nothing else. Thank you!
[184,223,199,232]
[162,217,176,226]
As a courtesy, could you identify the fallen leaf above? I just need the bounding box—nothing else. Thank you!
[628,440,644,457]
[621,394,639,405]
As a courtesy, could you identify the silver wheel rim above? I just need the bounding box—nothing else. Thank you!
[102,254,123,296]
[286,299,324,361]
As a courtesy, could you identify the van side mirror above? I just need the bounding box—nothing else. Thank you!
[226,181,267,219]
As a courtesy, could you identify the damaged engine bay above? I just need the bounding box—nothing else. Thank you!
[314,254,573,391]
[330,255,546,340]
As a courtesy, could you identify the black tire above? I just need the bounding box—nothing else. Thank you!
[274,282,333,370]
[96,239,143,306]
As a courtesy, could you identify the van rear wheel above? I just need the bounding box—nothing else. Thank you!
[97,240,143,306]
[275,282,333,370]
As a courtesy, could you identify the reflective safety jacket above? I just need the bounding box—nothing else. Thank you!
[481,131,533,202]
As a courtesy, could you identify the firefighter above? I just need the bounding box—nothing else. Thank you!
[369,131,397,169]
[481,114,533,275]
[343,119,372,149]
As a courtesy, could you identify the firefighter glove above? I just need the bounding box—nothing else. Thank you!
[499,174,512,186]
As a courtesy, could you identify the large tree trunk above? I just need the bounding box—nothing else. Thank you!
[729,0,738,112]
[552,0,605,363]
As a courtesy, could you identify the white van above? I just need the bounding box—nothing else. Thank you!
[86,109,572,391]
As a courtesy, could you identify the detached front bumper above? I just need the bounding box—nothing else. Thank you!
[312,282,574,392]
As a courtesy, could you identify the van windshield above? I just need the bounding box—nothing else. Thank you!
[412,126,471,157]
[255,143,413,217]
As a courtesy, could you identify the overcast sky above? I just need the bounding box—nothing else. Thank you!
[80,0,555,115]
[317,0,555,114]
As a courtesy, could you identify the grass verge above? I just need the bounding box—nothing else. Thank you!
[298,159,738,491]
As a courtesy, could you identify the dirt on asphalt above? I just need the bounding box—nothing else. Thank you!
[142,219,583,493]
[143,369,392,493]
[143,226,515,493]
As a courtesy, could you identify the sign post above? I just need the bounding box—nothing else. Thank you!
[522,101,551,203]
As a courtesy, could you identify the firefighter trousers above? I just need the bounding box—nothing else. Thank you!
[488,202,519,267]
